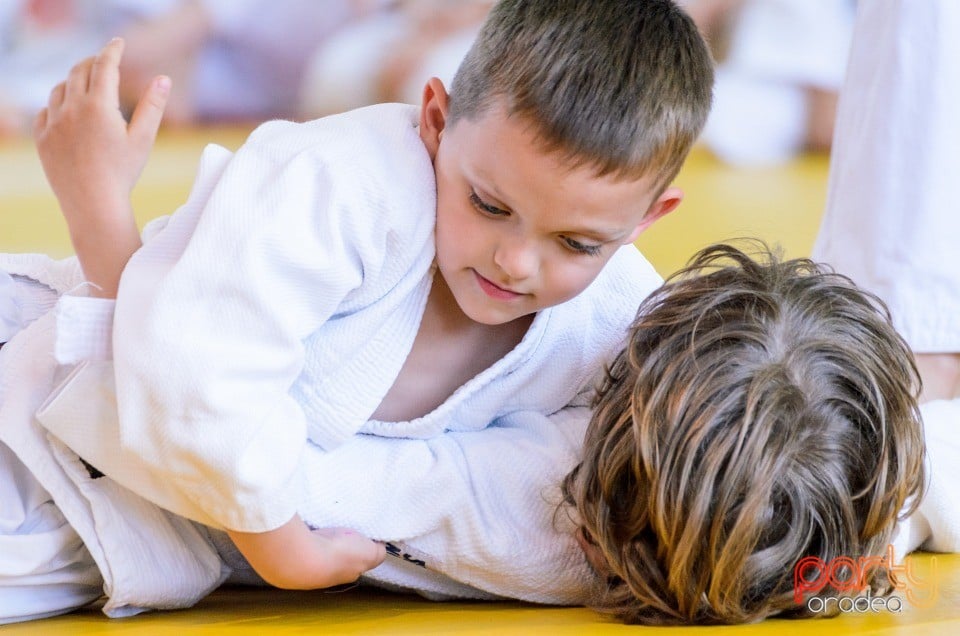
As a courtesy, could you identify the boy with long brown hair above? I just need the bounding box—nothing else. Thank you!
[564,243,929,623]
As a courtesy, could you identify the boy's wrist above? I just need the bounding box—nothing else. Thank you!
[66,210,139,256]
[59,188,132,227]
[67,210,141,298]
[66,212,137,239]
[62,191,135,239]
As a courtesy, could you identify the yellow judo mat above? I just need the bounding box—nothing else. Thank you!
[1,129,959,634]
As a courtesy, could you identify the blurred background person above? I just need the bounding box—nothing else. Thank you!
[685,0,856,165]
[299,0,493,118]
[0,0,110,136]
[0,0,373,135]
[2,0,855,167]
[114,0,375,125]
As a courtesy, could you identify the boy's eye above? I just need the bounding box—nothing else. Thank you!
[469,190,509,216]
[562,236,603,256]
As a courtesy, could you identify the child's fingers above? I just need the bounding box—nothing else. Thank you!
[32,107,48,138]
[47,82,66,113]
[89,38,125,105]
[128,76,170,148]
[313,528,386,585]
[66,57,96,99]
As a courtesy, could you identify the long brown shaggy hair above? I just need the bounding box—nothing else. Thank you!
[562,242,926,624]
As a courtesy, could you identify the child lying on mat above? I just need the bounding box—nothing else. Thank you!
[2,243,956,625]
[562,243,951,624]
[266,242,959,625]
[20,0,713,592]
[305,242,959,626]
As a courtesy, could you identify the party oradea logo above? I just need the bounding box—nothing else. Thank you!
[793,545,938,614]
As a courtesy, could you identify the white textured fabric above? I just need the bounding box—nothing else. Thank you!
[0,256,617,614]
[0,271,20,343]
[103,103,436,532]
[296,405,596,604]
[53,297,116,364]
[812,0,960,353]
[912,400,960,553]
[0,258,226,621]
[0,258,65,343]
[0,439,102,625]
[0,254,110,360]
[891,399,960,557]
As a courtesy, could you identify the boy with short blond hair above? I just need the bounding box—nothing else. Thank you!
[448,0,712,187]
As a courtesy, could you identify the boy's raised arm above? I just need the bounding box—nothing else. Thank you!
[32,41,387,588]
[33,38,169,298]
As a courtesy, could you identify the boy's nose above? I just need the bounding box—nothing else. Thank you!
[493,235,538,282]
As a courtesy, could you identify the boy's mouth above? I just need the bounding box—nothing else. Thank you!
[474,271,523,301]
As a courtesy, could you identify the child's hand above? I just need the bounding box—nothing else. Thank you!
[34,37,168,230]
[33,38,169,297]
[228,515,386,590]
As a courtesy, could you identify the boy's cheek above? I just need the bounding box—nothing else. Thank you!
[545,258,616,306]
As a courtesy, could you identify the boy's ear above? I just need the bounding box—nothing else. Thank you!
[626,187,683,242]
[419,77,450,160]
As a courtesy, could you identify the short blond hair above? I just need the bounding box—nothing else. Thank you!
[448,0,713,190]
[563,243,926,624]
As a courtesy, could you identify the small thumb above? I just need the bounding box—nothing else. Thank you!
[129,75,170,147]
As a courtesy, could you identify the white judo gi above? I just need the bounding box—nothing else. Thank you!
[812,0,960,353]
[0,100,661,621]
[0,261,609,622]
[6,0,960,620]
[813,0,960,558]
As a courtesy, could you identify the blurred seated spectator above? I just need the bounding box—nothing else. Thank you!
[115,0,373,125]
[0,0,106,137]
[683,0,856,165]
[299,0,493,118]
[2,0,852,155]
[0,0,369,135]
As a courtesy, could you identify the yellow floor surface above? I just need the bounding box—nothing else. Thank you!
[1,130,958,634]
